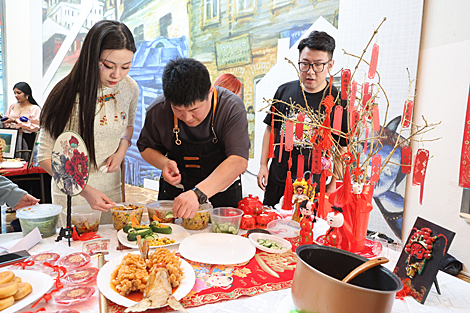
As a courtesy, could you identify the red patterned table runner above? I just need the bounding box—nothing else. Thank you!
[108,250,297,312]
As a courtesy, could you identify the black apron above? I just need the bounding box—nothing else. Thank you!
[158,87,242,208]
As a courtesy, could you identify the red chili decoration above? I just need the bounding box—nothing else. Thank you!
[341,69,351,100]
[401,146,412,174]
[285,120,294,151]
[278,129,284,163]
[368,44,379,79]
[370,154,381,184]
[332,105,343,136]
[413,149,430,205]
[402,100,414,127]
[295,112,305,141]
[268,106,276,158]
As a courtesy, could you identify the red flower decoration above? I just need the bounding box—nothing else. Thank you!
[65,150,88,188]
[69,136,79,145]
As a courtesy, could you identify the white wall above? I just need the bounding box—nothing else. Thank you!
[404,0,470,274]
[3,0,470,274]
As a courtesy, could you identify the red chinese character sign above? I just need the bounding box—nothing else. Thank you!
[52,131,89,246]
[394,217,455,304]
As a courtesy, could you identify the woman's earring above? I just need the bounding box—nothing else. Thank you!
[26,96,29,99]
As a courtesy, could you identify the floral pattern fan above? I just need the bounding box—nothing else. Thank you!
[51,131,89,246]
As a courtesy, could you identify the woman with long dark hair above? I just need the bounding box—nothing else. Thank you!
[3,82,41,154]
[38,20,139,216]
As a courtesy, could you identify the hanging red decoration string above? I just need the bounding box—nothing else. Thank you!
[268,106,276,158]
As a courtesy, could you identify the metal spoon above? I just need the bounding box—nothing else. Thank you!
[342,257,389,283]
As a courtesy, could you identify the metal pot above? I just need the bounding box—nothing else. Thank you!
[292,245,402,313]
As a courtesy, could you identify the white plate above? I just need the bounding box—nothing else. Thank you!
[179,233,256,264]
[117,223,191,249]
[0,161,25,169]
[97,251,195,308]
[0,269,54,313]
[249,233,292,254]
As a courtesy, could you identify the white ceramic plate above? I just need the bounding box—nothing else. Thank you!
[179,233,256,264]
[0,161,25,169]
[97,251,195,308]
[249,233,292,254]
[117,223,191,249]
[0,269,54,313]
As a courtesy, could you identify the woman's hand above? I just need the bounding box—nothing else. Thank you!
[2,116,16,124]
[81,185,115,212]
[105,150,126,173]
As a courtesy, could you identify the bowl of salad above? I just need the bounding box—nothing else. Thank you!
[61,205,101,234]
[210,207,244,235]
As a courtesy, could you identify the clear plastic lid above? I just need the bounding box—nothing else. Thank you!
[16,204,63,219]
[52,286,95,305]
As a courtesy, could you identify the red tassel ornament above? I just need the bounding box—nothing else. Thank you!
[281,154,294,211]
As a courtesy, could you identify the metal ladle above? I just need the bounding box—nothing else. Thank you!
[342,257,389,283]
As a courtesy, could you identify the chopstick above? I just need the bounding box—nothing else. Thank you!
[98,254,108,313]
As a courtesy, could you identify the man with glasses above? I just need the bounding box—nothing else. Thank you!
[257,30,347,209]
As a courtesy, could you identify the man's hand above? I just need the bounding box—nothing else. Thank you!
[257,164,269,191]
[162,160,181,186]
[13,194,40,211]
[81,185,116,212]
[172,190,199,218]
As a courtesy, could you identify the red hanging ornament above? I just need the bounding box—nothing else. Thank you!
[295,112,305,141]
[372,105,380,132]
[368,44,379,79]
[349,80,357,111]
[413,149,430,205]
[370,154,381,184]
[281,154,294,211]
[402,100,414,127]
[268,106,276,158]
[401,146,412,174]
[351,111,360,137]
[318,76,335,151]
[332,105,343,135]
[278,129,284,163]
[297,154,305,180]
[341,69,351,100]
[311,144,321,174]
[285,120,294,151]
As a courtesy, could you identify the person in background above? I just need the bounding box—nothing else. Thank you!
[257,30,348,209]
[213,73,243,98]
[2,82,41,158]
[138,58,249,219]
[0,176,39,211]
[38,20,138,221]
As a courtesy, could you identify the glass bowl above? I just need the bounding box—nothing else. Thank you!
[147,200,175,223]
[61,204,101,234]
[210,207,244,235]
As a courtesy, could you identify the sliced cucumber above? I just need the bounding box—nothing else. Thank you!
[127,228,153,241]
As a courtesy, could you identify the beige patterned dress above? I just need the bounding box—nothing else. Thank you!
[38,76,139,223]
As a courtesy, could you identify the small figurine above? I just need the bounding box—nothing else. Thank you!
[325,206,344,248]
[299,199,318,245]
[292,179,309,222]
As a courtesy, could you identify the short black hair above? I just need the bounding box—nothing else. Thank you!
[298,31,335,59]
[162,57,212,107]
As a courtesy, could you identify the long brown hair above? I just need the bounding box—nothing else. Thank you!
[40,20,136,168]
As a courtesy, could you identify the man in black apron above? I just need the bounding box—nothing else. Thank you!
[137,58,250,218]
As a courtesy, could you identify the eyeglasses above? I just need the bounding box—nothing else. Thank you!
[298,60,331,73]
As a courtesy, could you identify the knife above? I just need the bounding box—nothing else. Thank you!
[98,253,108,313]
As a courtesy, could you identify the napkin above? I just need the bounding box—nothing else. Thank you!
[0,227,42,253]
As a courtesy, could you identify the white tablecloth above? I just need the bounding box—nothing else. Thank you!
[1,225,470,313]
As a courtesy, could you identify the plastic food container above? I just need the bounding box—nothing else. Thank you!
[29,252,60,264]
[147,200,175,223]
[60,204,101,234]
[52,286,95,305]
[16,204,63,238]
[210,207,243,235]
[65,267,99,284]
[182,202,212,230]
[110,202,145,230]
[58,252,91,268]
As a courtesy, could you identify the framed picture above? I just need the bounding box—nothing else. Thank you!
[0,129,19,159]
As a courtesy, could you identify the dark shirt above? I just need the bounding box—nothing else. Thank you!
[263,80,348,187]
[137,86,250,160]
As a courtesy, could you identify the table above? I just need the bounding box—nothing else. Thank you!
[1,225,470,313]
[0,162,49,203]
